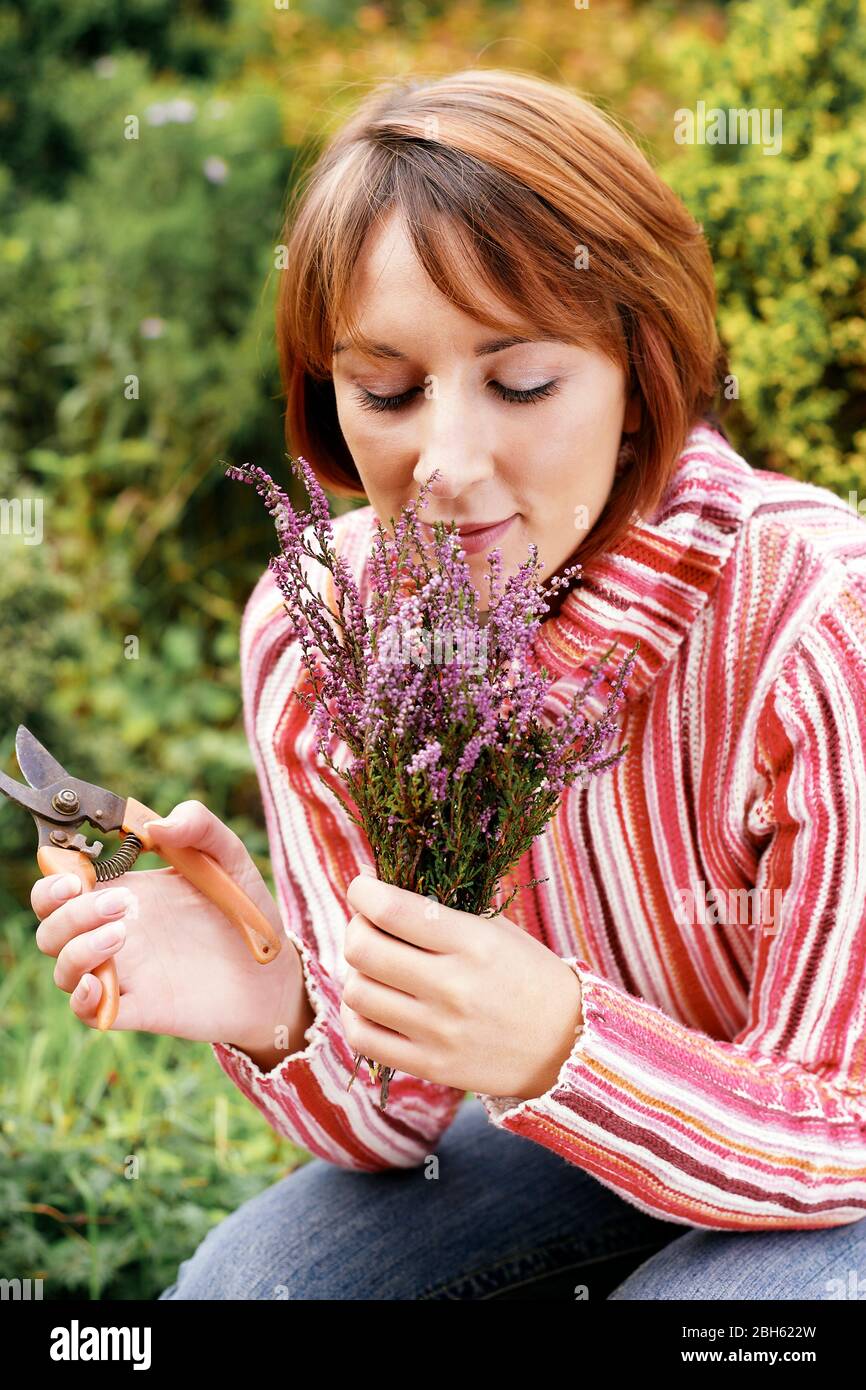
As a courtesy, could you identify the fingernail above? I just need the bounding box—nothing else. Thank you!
[359,865,376,877]
[52,874,82,902]
[95,887,133,917]
[74,977,90,1003]
[93,923,125,950]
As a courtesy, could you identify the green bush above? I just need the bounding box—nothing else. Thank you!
[658,0,866,492]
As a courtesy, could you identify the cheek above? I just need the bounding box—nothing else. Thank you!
[334,386,395,451]
[337,413,407,495]
[503,461,613,574]
[337,401,382,454]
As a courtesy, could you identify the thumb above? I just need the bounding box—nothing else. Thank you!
[142,800,251,878]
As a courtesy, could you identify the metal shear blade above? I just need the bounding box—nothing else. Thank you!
[15,725,68,788]
[0,726,127,858]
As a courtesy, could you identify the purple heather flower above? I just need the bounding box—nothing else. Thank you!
[406,740,443,776]
[227,453,638,1110]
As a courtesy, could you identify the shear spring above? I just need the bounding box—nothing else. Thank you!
[94,833,144,881]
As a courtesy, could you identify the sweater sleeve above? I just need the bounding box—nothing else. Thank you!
[474,593,866,1230]
[211,566,466,1170]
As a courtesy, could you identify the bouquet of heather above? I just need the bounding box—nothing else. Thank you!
[227,454,639,1109]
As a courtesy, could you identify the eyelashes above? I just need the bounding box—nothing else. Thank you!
[352,380,560,414]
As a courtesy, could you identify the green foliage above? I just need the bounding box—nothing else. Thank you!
[0,0,250,199]
[0,911,309,1300]
[0,29,321,856]
[657,0,866,491]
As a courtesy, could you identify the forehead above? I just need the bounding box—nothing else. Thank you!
[338,210,535,346]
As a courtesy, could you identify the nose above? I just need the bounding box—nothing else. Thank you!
[410,374,497,499]
[412,439,495,501]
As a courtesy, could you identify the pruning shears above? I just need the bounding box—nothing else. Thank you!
[1,725,282,1032]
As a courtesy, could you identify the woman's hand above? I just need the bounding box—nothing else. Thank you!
[342,872,583,1100]
[31,801,302,1054]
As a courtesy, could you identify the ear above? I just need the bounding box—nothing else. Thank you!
[623,390,641,434]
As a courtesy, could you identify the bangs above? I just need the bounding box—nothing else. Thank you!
[302,137,625,379]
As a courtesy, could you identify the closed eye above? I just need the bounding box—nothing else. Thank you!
[352,380,560,414]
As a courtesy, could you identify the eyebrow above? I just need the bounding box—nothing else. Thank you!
[331,334,556,360]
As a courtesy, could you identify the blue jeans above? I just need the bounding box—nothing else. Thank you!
[157,1098,866,1300]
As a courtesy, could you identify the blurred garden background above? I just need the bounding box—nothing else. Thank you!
[1,0,864,1298]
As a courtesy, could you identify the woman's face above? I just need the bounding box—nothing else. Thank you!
[330,211,640,599]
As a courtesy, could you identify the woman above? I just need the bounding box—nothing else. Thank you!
[33,69,866,1300]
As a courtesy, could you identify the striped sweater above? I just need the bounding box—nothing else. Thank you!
[213,420,866,1231]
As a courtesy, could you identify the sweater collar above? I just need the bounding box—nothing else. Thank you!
[531,422,766,710]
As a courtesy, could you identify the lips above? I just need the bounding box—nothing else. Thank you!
[455,517,512,534]
[421,513,518,555]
